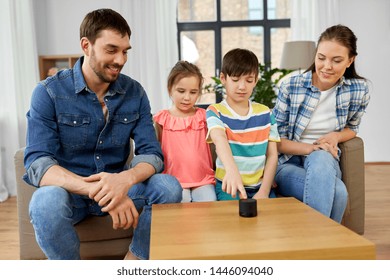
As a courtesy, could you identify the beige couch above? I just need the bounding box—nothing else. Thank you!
[338,137,365,234]
[14,137,365,259]
[14,148,133,260]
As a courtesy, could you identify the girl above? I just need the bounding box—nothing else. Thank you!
[154,61,216,202]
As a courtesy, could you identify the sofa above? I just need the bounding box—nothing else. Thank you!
[14,137,365,259]
[337,137,366,234]
[14,147,134,260]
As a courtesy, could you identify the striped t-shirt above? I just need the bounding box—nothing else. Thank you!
[206,100,280,187]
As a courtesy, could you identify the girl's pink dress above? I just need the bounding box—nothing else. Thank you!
[154,108,215,188]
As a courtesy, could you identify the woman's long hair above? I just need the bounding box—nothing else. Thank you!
[306,24,365,80]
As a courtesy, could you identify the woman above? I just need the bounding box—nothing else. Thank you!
[273,25,370,222]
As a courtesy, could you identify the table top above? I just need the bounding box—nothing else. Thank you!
[150,197,375,260]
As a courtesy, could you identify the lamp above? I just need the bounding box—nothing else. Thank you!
[280,41,316,72]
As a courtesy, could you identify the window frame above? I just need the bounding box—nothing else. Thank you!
[177,0,291,76]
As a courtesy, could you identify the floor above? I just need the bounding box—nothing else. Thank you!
[0,164,389,260]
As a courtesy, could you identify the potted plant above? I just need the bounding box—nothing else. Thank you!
[252,63,292,108]
[204,62,292,108]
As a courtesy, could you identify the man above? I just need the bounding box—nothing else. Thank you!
[24,8,182,260]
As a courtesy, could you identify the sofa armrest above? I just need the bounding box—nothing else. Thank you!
[15,147,134,259]
[14,148,47,259]
[339,137,365,234]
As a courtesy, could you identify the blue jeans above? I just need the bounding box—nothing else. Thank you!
[29,174,182,260]
[275,150,348,223]
[181,184,217,202]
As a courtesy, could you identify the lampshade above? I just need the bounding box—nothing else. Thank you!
[280,41,316,71]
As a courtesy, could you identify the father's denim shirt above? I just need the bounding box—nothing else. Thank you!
[24,57,163,187]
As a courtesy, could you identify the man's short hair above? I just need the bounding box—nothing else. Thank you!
[80,8,131,44]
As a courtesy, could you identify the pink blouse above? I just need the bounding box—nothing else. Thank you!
[154,108,215,189]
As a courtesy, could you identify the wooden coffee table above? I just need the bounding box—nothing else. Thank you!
[149,197,375,260]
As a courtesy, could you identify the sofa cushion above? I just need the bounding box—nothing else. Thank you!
[76,215,133,242]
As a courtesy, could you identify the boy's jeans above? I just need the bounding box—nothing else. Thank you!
[29,174,182,260]
[275,150,348,223]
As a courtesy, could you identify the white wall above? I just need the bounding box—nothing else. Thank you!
[33,0,122,55]
[32,0,176,114]
[33,0,132,78]
[339,0,390,162]
[32,0,390,162]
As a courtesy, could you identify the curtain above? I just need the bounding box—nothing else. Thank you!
[120,0,178,114]
[0,0,39,202]
[291,0,340,41]
[0,0,178,202]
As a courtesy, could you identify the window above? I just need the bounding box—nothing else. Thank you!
[177,0,291,102]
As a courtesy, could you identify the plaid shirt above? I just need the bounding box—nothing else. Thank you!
[272,71,370,164]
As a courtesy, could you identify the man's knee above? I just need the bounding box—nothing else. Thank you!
[29,186,69,218]
[148,174,182,203]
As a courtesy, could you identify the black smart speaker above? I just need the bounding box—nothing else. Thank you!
[239,198,257,217]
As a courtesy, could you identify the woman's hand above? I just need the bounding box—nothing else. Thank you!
[314,132,340,148]
[312,142,339,159]
[313,132,340,159]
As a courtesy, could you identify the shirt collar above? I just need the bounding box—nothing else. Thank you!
[73,56,126,96]
[338,76,351,86]
[301,71,313,89]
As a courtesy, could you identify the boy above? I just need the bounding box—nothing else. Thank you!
[206,48,280,200]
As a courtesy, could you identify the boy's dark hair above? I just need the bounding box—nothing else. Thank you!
[80,8,131,44]
[221,48,259,78]
[167,61,204,93]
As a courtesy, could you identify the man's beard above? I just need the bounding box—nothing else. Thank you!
[89,49,122,83]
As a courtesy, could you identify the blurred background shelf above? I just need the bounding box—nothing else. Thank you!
[38,54,80,80]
